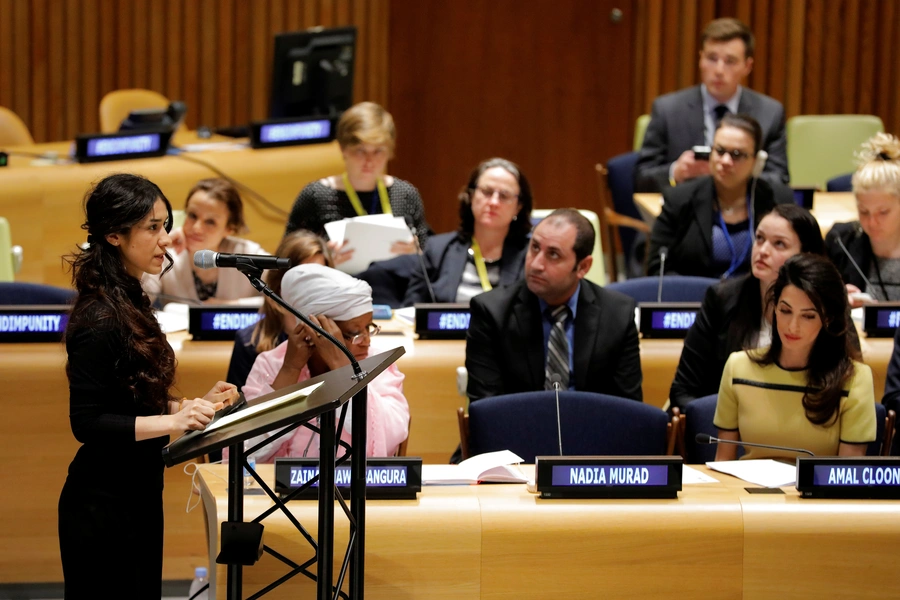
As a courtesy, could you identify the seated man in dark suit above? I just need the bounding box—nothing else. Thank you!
[466,208,642,402]
[635,18,789,193]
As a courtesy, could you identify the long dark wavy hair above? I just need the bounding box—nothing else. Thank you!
[66,173,177,413]
[753,254,859,425]
[457,157,533,241]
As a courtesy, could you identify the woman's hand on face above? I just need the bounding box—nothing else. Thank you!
[846,283,874,308]
[326,239,354,266]
[309,314,351,370]
[390,238,417,255]
[173,399,216,432]
[168,226,186,255]
[283,320,317,371]
[203,381,239,410]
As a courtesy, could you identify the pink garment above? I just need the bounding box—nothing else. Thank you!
[241,341,410,461]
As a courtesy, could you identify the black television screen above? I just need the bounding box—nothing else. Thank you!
[270,26,357,119]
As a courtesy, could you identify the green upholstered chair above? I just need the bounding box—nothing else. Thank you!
[634,114,651,151]
[0,217,19,282]
[786,115,884,189]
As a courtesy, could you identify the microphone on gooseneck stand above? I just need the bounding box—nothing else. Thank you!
[835,234,877,293]
[194,250,291,271]
[695,433,815,457]
[550,373,564,456]
[406,220,437,303]
[657,246,668,303]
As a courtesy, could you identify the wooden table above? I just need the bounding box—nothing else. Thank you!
[0,134,344,287]
[195,464,900,599]
[633,191,857,235]
[1,326,893,585]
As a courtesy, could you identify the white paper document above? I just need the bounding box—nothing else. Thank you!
[706,459,796,488]
[324,215,412,275]
[682,465,719,484]
[205,381,324,433]
[422,450,528,485]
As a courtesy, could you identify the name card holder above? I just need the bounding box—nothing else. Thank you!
[249,116,337,149]
[274,457,422,500]
[535,456,683,499]
[188,306,262,341]
[414,303,471,340]
[863,302,900,338]
[796,457,900,499]
[74,129,174,163]
[639,302,701,339]
[0,305,70,343]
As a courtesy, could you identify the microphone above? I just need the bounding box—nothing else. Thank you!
[656,246,668,302]
[194,250,291,271]
[406,219,437,303]
[550,373,563,456]
[695,433,815,457]
[834,234,877,293]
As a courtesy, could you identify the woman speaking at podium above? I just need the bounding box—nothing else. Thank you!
[713,254,876,460]
[58,174,238,597]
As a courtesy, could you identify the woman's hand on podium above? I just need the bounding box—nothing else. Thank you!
[204,380,239,410]
[172,398,217,433]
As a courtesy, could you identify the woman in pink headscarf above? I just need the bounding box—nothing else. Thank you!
[242,263,409,460]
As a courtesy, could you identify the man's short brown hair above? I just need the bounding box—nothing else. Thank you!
[700,18,754,58]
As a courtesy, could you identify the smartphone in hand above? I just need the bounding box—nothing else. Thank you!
[692,145,711,160]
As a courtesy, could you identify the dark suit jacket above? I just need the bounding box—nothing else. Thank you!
[635,85,789,193]
[647,176,794,277]
[465,279,643,402]
[403,232,528,306]
[881,324,900,454]
[825,221,872,292]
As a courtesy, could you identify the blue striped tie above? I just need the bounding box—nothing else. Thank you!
[545,305,571,390]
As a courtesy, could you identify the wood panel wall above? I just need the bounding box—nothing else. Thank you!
[0,0,390,142]
[632,0,900,134]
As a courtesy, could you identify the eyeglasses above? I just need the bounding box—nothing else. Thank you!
[713,146,752,162]
[341,323,381,345]
[473,186,519,203]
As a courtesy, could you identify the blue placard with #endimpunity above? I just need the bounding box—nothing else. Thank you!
[0,306,70,343]
[188,306,262,341]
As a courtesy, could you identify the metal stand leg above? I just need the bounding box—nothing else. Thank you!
[317,409,336,599]
[349,387,368,599]
[227,443,244,600]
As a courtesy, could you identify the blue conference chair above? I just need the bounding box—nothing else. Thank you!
[681,395,891,462]
[460,391,672,463]
[0,282,76,305]
[826,173,853,192]
[606,152,645,275]
[606,276,717,304]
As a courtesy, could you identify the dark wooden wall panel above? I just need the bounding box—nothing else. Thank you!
[0,0,389,142]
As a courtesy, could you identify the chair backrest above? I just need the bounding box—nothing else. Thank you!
[868,402,887,457]
[530,209,607,286]
[606,276,717,304]
[0,106,35,146]
[634,114,651,152]
[0,217,14,282]
[466,391,670,463]
[99,89,177,133]
[786,115,884,188]
[826,173,853,192]
[606,152,643,264]
[0,282,76,305]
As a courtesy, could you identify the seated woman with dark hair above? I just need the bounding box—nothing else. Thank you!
[143,177,268,306]
[403,158,533,305]
[226,230,333,389]
[669,204,824,412]
[714,254,876,460]
[648,113,794,278]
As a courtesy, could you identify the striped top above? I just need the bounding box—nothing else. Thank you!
[714,350,876,460]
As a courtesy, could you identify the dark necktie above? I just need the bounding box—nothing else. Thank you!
[714,104,730,127]
[544,305,571,390]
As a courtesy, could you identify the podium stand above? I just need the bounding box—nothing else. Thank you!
[163,347,405,600]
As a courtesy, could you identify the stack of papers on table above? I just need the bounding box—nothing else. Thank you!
[324,214,412,275]
[422,450,528,485]
[706,459,796,488]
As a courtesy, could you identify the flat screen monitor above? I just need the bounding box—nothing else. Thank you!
[269,26,357,119]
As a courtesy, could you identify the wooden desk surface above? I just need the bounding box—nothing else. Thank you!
[196,464,900,600]
[633,191,857,235]
[0,136,344,286]
[1,326,894,585]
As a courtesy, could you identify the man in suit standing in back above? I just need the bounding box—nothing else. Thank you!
[465,209,642,402]
[635,18,790,193]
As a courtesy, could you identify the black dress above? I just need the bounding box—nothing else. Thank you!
[58,301,169,599]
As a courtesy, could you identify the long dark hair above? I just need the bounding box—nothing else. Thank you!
[729,204,825,350]
[457,157,533,240]
[753,254,859,425]
[66,173,177,413]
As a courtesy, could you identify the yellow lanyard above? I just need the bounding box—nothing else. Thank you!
[342,172,391,217]
[470,238,493,292]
